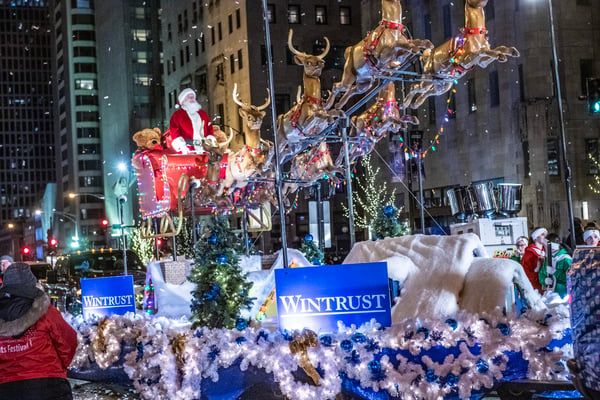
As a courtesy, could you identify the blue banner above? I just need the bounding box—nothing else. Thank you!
[80,275,136,320]
[275,262,391,333]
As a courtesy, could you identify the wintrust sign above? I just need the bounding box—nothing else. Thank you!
[80,275,136,319]
[275,262,391,333]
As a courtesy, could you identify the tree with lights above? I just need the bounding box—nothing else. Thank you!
[188,214,254,329]
[371,205,410,240]
[300,234,324,265]
[588,153,600,194]
[130,225,155,265]
[342,155,397,233]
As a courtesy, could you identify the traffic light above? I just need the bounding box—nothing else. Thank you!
[587,78,600,114]
[101,219,109,227]
[22,247,31,259]
[49,238,58,248]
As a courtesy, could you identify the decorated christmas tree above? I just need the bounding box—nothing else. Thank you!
[371,205,410,240]
[188,214,254,329]
[300,234,324,265]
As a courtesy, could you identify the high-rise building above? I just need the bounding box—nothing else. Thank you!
[0,0,55,256]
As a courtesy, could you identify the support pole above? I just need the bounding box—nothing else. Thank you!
[190,182,198,259]
[316,181,325,254]
[418,154,425,233]
[118,195,128,275]
[262,0,288,268]
[340,116,355,248]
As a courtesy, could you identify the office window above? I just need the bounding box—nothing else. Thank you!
[230,54,235,74]
[547,138,560,176]
[228,14,233,33]
[339,6,351,25]
[171,56,176,72]
[178,14,182,33]
[183,9,188,31]
[192,2,197,24]
[238,49,243,70]
[186,45,190,63]
[489,70,500,107]
[132,29,148,41]
[586,139,599,175]
[315,6,327,24]
[260,45,273,65]
[168,23,172,41]
[580,59,594,94]
[267,4,275,23]
[236,9,241,28]
[198,73,207,94]
[288,5,301,24]
[211,27,215,45]
[180,49,184,66]
[443,4,452,39]
[467,78,477,113]
[218,22,222,41]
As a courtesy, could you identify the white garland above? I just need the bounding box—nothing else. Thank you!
[67,306,573,400]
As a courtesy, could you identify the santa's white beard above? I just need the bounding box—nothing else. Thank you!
[181,100,201,113]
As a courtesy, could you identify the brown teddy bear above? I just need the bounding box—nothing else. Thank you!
[133,127,163,151]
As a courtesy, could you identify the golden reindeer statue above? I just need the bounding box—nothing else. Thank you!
[402,0,520,109]
[326,0,433,110]
[276,29,332,164]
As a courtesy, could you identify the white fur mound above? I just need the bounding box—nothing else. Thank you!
[343,233,546,323]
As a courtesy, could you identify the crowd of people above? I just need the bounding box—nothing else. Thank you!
[511,220,600,298]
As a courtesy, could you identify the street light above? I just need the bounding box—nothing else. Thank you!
[68,192,105,200]
[37,209,80,249]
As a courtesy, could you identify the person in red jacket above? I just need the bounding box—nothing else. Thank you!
[0,263,77,400]
[168,88,216,154]
[521,227,547,293]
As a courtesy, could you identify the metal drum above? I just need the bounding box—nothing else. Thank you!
[446,187,473,220]
[496,183,522,217]
[469,182,497,217]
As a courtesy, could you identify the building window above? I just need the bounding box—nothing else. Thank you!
[192,2,198,24]
[424,14,432,40]
[238,49,243,70]
[315,6,327,24]
[467,78,477,113]
[178,14,182,34]
[443,4,452,39]
[586,138,599,175]
[236,9,241,28]
[216,63,224,82]
[288,5,301,24]
[267,4,275,23]
[547,138,560,176]
[580,59,594,95]
[171,56,176,72]
[183,10,188,31]
[186,45,190,62]
[228,14,233,33]
[523,141,531,178]
[168,23,172,41]
[230,54,235,74]
[132,29,148,41]
[180,49,184,66]
[218,22,222,41]
[198,73,207,94]
[489,70,500,107]
[518,64,525,102]
[261,45,273,65]
[339,6,351,25]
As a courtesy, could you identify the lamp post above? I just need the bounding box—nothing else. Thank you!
[542,0,576,246]
[68,192,107,248]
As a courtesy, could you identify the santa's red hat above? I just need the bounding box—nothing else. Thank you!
[178,88,196,105]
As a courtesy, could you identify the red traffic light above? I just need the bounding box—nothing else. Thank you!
[22,247,31,255]
[156,238,162,246]
[101,219,109,226]
[49,238,58,247]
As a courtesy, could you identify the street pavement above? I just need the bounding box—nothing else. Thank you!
[70,379,141,400]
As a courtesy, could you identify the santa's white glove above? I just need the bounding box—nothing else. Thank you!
[545,277,554,286]
[204,135,217,147]
[172,137,190,154]
[546,265,556,275]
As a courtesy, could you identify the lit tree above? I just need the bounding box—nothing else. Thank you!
[300,234,324,265]
[129,226,154,265]
[342,155,397,230]
[188,214,254,329]
[588,153,600,194]
[371,205,410,240]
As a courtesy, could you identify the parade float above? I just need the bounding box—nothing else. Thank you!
[64,0,589,399]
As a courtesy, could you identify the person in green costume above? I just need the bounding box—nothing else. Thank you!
[539,233,571,298]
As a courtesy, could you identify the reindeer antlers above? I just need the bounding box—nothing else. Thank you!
[233,83,271,111]
[288,29,330,59]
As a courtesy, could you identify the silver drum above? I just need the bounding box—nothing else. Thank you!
[497,183,522,217]
[469,182,497,216]
[446,187,473,220]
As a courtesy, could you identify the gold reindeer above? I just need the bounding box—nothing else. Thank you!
[403,0,520,109]
[326,0,433,110]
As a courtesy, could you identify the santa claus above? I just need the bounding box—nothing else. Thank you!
[169,88,217,154]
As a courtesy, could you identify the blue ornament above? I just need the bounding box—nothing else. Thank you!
[340,339,353,352]
[194,329,203,338]
[368,360,381,375]
[425,369,437,383]
[445,318,458,330]
[235,336,247,345]
[235,318,248,331]
[208,345,220,361]
[351,332,367,344]
[207,234,218,244]
[216,254,228,264]
[256,330,269,343]
[492,355,504,366]
[345,350,361,365]
[383,205,395,216]
[304,234,314,242]
[417,326,430,339]
[496,322,511,336]
[312,257,321,265]
[319,335,333,347]
[476,359,489,373]
[445,373,458,386]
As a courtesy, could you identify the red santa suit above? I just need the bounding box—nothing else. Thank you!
[168,88,215,154]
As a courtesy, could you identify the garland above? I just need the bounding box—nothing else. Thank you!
[66,307,572,400]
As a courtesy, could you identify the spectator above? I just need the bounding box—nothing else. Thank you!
[583,228,600,246]
[521,227,547,293]
[565,217,584,251]
[539,233,571,297]
[0,255,13,284]
[0,263,77,400]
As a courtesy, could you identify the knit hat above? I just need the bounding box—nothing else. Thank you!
[178,88,196,105]
[0,263,44,299]
[583,229,600,243]
[0,255,13,264]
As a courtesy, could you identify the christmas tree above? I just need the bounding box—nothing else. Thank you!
[188,214,254,329]
[130,225,155,265]
[371,205,410,240]
[300,234,324,265]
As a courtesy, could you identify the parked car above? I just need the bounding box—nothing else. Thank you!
[44,249,146,314]
[25,261,53,281]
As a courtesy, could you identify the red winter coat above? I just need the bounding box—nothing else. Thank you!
[0,294,77,385]
[168,108,214,153]
[521,244,545,293]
